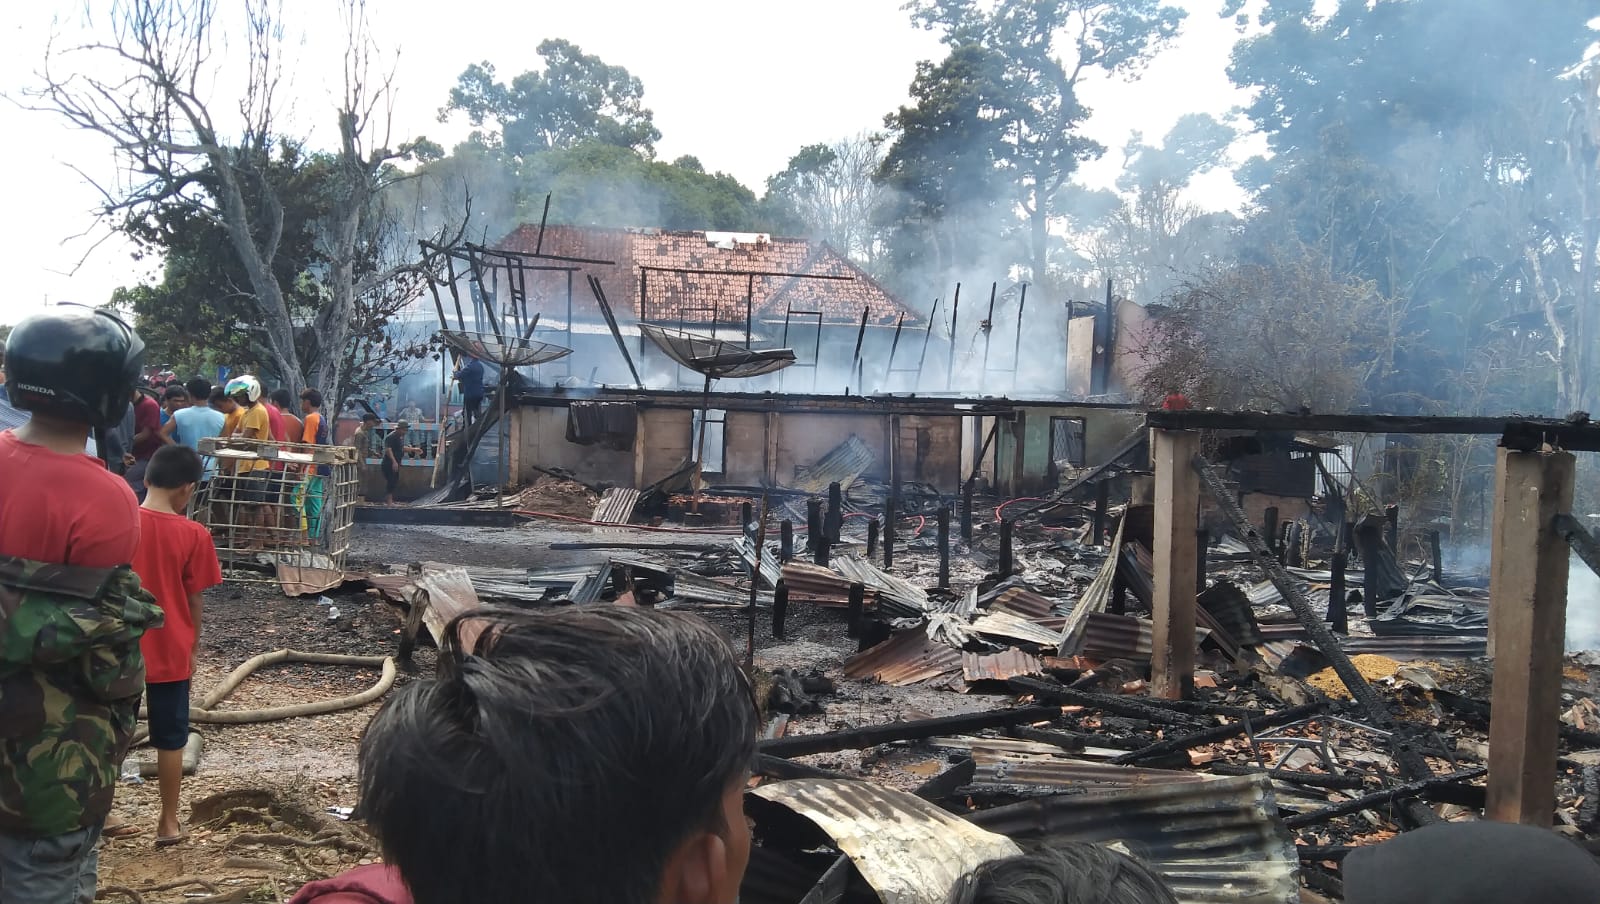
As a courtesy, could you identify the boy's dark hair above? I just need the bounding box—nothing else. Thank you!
[358,607,758,904]
[185,378,211,400]
[360,412,379,424]
[208,387,227,404]
[300,388,323,408]
[950,844,1180,904]
[162,385,188,403]
[269,388,293,409]
[145,444,205,490]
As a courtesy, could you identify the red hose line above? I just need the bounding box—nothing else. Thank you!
[994,497,1043,521]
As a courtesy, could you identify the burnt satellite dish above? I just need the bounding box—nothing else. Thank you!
[639,323,796,379]
[439,329,573,368]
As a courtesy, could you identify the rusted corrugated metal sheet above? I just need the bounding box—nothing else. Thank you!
[734,537,782,588]
[1079,613,1212,663]
[970,610,1062,647]
[967,772,1299,904]
[591,487,640,524]
[961,648,1043,683]
[751,779,1022,904]
[780,561,864,606]
[843,629,960,686]
[990,587,1056,618]
[790,435,876,495]
[834,555,928,616]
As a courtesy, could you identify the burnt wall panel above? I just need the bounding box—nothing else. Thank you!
[774,413,891,487]
[901,415,961,492]
[722,410,769,486]
[516,406,635,487]
[639,408,694,487]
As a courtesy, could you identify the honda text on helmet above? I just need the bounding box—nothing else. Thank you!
[225,375,262,403]
[3,305,145,428]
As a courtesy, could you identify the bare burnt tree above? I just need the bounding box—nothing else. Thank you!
[27,0,459,399]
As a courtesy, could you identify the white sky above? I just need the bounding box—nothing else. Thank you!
[0,0,1254,325]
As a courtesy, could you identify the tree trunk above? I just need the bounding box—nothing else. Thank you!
[211,152,304,394]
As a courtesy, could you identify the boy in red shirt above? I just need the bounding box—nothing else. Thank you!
[131,445,223,845]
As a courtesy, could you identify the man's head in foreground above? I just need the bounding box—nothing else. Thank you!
[358,607,759,904]
[950,843,1179,904]
[1342,820,1600,904]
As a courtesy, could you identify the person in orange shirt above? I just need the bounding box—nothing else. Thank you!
[130,445,222,845]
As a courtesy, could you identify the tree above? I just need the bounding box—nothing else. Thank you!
[765,133,890,267]
[511,141,769,232]
[892,0,1186,292]
[1062,113,1237,303]
[29,0,457,404]
[440,41,660,158]
[1220,0,1600,414]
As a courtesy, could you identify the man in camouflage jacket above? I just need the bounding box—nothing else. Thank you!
[0,558,161,902]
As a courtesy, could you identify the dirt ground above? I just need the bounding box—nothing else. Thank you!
[97,519,963,899]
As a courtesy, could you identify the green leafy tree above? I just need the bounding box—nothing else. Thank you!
[765,133,889,267]
[510,141,767,231]
[441,40,660,158]
[884,0,1185,295]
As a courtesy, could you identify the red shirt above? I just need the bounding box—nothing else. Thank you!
[0,430,139,567]
[132,393,163,460]
[131,507,222,683]
[265,403,287,442]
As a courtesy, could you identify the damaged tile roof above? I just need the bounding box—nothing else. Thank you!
[496,224,920,327]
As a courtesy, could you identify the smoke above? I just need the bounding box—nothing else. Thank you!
[1569,555,1600,652]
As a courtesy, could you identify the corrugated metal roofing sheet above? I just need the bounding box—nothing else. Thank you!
[990,587,1058,618]
[1198,580,1264,646]
[970,610,1063,648]
[751,779,1022,904]
[843,629,961,686]
[961,648,1044,683]
[780,561,865,606]
[967,772,1299,904]
[834,554,928,616]
[591,487,640,524]
[734,536,782,588]
[790,434,876,495]
[1079,613,1213,664]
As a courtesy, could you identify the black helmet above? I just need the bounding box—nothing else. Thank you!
[4,306,145,428]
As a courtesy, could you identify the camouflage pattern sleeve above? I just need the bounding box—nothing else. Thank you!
[0,557,164,837]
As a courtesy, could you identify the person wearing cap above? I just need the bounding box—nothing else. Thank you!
[0,305,165,903]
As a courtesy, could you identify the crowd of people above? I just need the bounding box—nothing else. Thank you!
[3,306,1599,903]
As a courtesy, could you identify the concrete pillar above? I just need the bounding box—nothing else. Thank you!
[1486,447,1574,827]
[1151,428,1200,700]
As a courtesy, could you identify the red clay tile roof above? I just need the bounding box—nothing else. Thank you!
[495,225,918,328]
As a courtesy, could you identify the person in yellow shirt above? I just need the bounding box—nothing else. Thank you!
[223,376,272,549]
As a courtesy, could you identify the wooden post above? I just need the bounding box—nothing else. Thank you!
[999,518,1014,578]
[866,518,879,558]
[1093,480,1109,544]
[1151,429,1200,700]
[1385,503,1399,555]
[883,498,896,568]
[806,498,823,555]
[847,582,866,637]
[772,580,789,639]
[1262,506,1279,556]
[1343,520,1357,562]
[780,519,793,563]
[816,534,830,568]
[961,484,974,542]
[937,506,951,590]
[1486,448,1574,827]
[1329,553,1348,634]
[825,482,844,544]
[1110,567,1127,616]
[1195,528,1208,595]
[741,501,753,534]
[1429,529,1443,582]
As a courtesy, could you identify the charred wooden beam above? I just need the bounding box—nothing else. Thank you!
[1007,678,1210,729]
[1556,513,1600,581]
[757,705,1060,758]
[1145,410,1600,452]
[1203,762,1367,791]
[754,753,853,783]
[913,757,977,802]
[1282,767,1486,829]
[1108,701,1327,766]
[1006,725,1150,753]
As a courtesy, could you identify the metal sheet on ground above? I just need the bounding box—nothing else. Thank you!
[751,779,1021,904]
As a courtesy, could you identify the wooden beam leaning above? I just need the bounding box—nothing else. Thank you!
[1486,448,1574,827]
[1556,513,1600,581]
[1151,429,1200,699]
